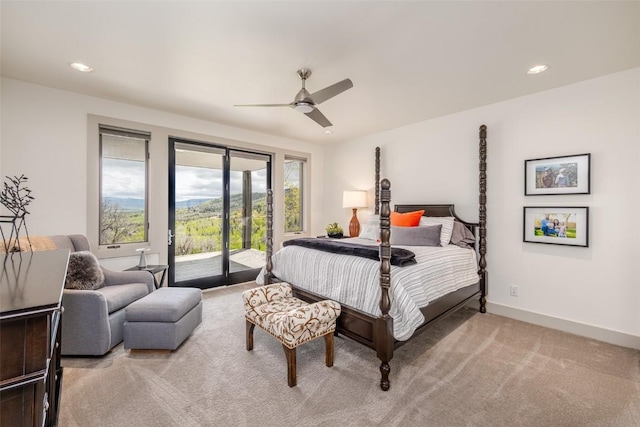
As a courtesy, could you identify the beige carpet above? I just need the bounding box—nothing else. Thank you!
[60,283,640,427]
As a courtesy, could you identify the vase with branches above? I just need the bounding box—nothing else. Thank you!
[0,175,34,252]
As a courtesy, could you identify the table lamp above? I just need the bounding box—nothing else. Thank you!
[342,190,368,237]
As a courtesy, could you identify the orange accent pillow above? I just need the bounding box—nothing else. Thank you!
[390,210,425,227]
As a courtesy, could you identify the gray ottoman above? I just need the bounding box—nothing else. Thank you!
[123,287,202,350]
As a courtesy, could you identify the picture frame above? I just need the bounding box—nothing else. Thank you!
[524,153,590,195]
[523,206,589,247]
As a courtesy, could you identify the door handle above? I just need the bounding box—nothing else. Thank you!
[168,229,175,245]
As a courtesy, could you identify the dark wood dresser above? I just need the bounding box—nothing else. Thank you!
[0,249,69,427]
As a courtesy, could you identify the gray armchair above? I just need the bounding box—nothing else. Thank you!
[50,235,155,356]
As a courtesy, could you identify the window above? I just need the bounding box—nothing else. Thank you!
[284,157,304,233]
[99,126,149,245]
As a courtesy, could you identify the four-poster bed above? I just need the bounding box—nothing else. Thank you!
[261,125,487,391]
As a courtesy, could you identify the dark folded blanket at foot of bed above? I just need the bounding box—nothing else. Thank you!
[283,238,417,267]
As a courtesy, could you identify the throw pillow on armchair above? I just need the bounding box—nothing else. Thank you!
[65,251,105,290]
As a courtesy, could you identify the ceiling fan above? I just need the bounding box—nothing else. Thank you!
[234,69,353,128]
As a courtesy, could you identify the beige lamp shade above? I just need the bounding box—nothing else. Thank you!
[342,190,367,208]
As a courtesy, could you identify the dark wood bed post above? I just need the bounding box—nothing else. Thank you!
[374,147,380,215]
[264,189,273,286]
[376,178,393,391]
[478,125,487,313]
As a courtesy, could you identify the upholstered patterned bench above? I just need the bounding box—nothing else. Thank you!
[242,283,341,387]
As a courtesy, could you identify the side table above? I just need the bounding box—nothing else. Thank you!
[125,265,169,289]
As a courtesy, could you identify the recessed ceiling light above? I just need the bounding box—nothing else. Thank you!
[69,62,94,73]
[323,130,333,135]
[527,64,548,75]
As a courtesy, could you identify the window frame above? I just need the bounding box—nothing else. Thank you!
[284,156,306,235]
[88,114,315,262]
[98,125,150,249]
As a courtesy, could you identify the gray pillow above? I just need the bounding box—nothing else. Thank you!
[390,224,442,247]
[65,251,105,290]
[450,221,476,248]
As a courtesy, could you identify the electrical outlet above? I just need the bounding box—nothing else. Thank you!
[510,285,519,297]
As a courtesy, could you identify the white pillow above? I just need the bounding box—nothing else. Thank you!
[359,215,380,240]
[419,216,455,246]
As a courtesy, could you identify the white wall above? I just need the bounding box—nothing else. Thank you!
[0,78,325,261]
[323,68,640,346]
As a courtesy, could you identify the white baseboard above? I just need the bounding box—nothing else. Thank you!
[485,302,640,350]
[201,281,255,294]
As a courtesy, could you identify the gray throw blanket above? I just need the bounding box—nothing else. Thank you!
[450,221,476,248]
[283,238,417,267]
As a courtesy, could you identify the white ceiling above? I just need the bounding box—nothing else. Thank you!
[2,1,639,145]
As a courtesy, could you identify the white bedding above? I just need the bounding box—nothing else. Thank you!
[256,238,479,340]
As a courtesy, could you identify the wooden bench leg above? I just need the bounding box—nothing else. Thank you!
[324,333,334,367]
[246,320,255,351]
[283,345,297,387]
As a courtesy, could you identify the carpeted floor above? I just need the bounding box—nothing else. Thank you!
[59,283,640,427]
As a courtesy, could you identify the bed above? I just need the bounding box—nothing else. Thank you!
[259,125,487,391]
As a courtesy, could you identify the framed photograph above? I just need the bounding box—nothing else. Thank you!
[524,153,590,195]
[523,206,589,247]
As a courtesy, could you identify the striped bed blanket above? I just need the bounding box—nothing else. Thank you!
[257,238,479,340]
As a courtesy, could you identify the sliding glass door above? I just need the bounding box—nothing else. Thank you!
[168,140,270,289]
[228,151,269,278]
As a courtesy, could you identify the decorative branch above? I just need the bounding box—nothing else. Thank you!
[0,175,34,252]
[0,175,33,217]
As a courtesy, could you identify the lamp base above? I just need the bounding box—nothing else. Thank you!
[136,248,148,268]
[349,208,360,237]
[138,252,147,268]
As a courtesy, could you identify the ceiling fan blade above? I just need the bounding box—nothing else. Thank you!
[304,108,332,127]
[234,103,292,107]
[309,78,353,104]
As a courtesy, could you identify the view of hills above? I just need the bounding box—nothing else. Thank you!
[104,197,146,210]
[101,189,299,249]
[104,194,266,212]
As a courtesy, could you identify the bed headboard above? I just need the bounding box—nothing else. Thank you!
[394,204,478,235]
[373,125,486,281]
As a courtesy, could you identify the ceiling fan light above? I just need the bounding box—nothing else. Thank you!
[69,62,94,73]
[294,102,314,114]
[527,64,548,74]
